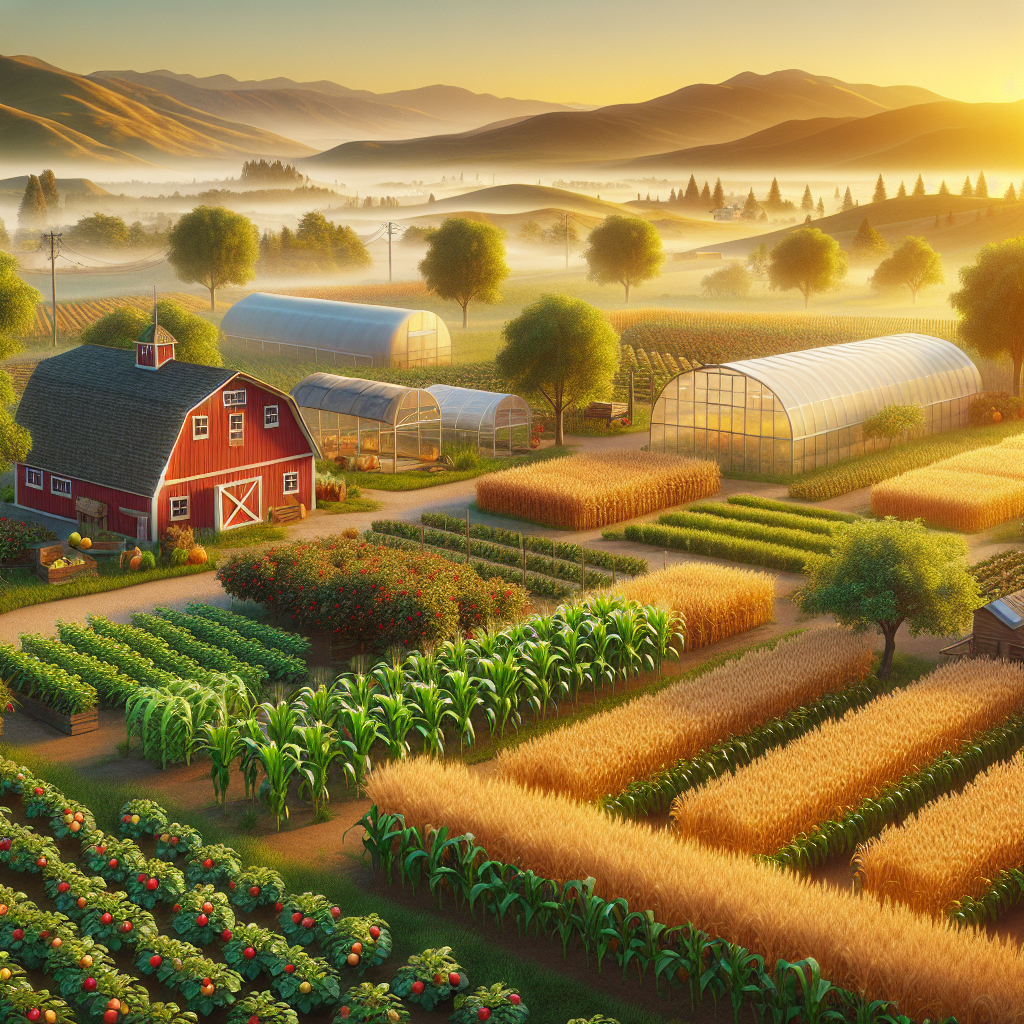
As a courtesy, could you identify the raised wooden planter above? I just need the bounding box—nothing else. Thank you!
[17,694,98,736]
[36,543,98,584]
[86,539,126,555]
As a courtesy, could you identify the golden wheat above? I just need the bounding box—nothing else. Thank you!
[365,759,1023,1024]
[476,451,720,530]
[854,751,1024,917]
[671,660,1024,855]
[997,433,1024,450]
[610,562,775,650]
[497,627,874,802]
[937,446,1024,481]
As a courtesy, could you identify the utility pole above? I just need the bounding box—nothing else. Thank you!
[42,232,62,348]
[385,222,395,282]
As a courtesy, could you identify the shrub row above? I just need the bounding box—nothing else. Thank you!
[658,510,837,554]
[0,645,96,715]
[728,495,859,522]
[622,523,810,572]
[687,501,847,535]
[17,634,137,708]
[185,604,311,657]
[55,621,181,690]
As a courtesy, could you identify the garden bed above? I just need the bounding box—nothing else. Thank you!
[15,693,98,736]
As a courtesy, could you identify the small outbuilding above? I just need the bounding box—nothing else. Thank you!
[291,372,442,473]
[220,292,452,369]
[942,590,1024,662]
[426,384,531,454]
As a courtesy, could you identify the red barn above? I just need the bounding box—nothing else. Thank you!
[14,330,319,542]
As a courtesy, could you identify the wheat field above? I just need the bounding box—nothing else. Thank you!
[476,450,721,530]
[497,627,873,802]
[610,562,775,650]
[853,751,1024,916]
[671,660,1024,855]
[365,759,1023,1024]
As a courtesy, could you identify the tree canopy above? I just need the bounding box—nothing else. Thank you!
[168,206,259,310]
[870,236,944,303]
[66,212,131,249]
[701,263,752,298]
[872,175,887,203]
[949,236,1024,396]
[18,175,46,227]
[418,217,509,328]
[0,252,38,471]
[849,217,889,264]
[796,518,978,679]
[768,228,847,307]
[912,175,926,197]
[711,178,725,209]
[39,170,58,209]
[861,404,924,447]
[259,211,371,276]
[496,294,619,445]
[584,216,664,302]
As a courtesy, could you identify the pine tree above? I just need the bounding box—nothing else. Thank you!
[849,217,889,263]
[912,174,926,197]
[39,169,58,209]
[896,181,907,199]
[961,175,974,197]
[18,175,46,226]
[1005,183,1018,202]
[872,175,887,203]
[816,197,825,217]
[0,217,9,251]
[842,187,854,211]
[683,175,700,204]
[975,171,988,198]
[742,188,760,219]
[766,177,783,206]
[428,193,435,202]
[711,178,725,209]
[800,185,814,212]
[834,186,841,199]
[938,179,950,196]
[669,188,677,202]
[700,181,711,204]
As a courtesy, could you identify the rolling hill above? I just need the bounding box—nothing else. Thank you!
[307,69,946,168]
[0,54,312,166]
[624,100,1024,171]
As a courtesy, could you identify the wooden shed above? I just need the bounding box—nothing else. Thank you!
[943,589,1024,661]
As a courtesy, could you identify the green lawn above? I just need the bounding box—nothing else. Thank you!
[198,524,286,548]
[317,495,384,513]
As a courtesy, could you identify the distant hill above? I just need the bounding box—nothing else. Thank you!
[0,174,111,196]
[625,100,1024,171]
[307,69,946,168]
[395,184,639,218]
[0,54,312,166]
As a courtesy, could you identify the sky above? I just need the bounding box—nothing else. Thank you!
[3,0,1022,105]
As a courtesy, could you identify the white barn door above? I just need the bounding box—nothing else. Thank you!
[215,476,263,531]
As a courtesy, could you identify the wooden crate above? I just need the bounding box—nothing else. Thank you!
[36,543,98,585]
[270,503,306,524]
[584,401,629,424]
[18,694,98,736]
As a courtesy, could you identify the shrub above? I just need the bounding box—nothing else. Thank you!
[18,634,137,708]
[623,522,810,572]
[657,510,838,553]
[0,645,97,715]
[969,391,1024,425]
[0,517,57,563]
[55,620,181,689]
[185,603,311,656]
[861,404,925,445]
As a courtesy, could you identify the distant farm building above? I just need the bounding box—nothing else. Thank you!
[15,333,318,540]
[943,590,1024,662]
[220,293,452,369]
[713,206,741,221]
[650,334,982,475]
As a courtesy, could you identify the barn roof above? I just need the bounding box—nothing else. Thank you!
[17,345,234,496]
[984,590,1024,630]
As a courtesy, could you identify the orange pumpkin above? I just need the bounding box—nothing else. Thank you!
[187,546,208,565]
[992,410,1003,422]
[79,536,93,550]
[129,555,142,572]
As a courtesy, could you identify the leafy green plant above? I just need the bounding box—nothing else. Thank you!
[222,922,289,981]
[185,603,311,657]
[184,845,242,888]
[155,824,203,861]
[0,644,97,715]
[335,982,409,1024]
[78,889,156,950]
[227,990,299,1024]
[277,892,336,946]
[229,866,286,913]
[56,620,181,689]
[81,833,146,884]
[266,945,341,1013]
[451,983,528,1024]
[201,721,244,815]
[87,614,221,686]
[117,798,169,839]
[124,858,185,911]
[18,633,138,708]
[323,915,391,976]
[245,740,306,832]
[390,947,468,1011]
[171,885,236,946]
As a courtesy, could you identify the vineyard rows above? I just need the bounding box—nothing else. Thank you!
[25,294,207,338]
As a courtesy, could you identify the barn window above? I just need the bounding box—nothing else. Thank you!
[169,496,190,521]
[264,405,280,428]
[192,416,209,440]
[283,471,299,494]
[25,467,43,490]
[51,476,72,497]
[223,389,247,407]
[229,413,244,446]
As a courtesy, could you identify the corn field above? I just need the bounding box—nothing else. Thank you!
[26,293,206,337]
[496,627,873,802]
[476,451,721,530]
[610,562,774,650]
[268,282,429,304]
[853,751,1024,917]
[364,759,1024,1024]
[670,659,1024,855]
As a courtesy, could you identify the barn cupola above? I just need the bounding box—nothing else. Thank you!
[136,321,176,370]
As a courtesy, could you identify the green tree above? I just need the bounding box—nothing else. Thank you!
[711,178,725,209]
[746,242,770,283]
[168,206,259,310]
[796,518,979,680]
[742,188,761,219]
[79,298,222,366]
[0,218,9,251]
[39,169,58,209]
[295,211,371,270]
[496,294,618,445]
[872,175,887,203]
[849,217,889,264]
[66,212,131,249]
[912,174,926,197]
[418,217,509,328]
[0,252,38,470]
[861,403,924,447]
[938,179,950,196]
[518,219,544,243]
[842,186,854,211]
[800,185,814,213]
[683,175,700,204]
[896,181,907,199]
[1005,183,1018,202]
[960,175,974,197]
[700,181,711,204]
[766,177,783,207]
[870,236,944,303]
[974,171,988,199]
[583,215,664,302]
[128,221,148,247]
[18,175,46,227]
[950,236,1024,396]
[701,263,752,298]
[815,197,825,217]
[768,228,848,307]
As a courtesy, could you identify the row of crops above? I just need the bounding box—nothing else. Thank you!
[972,548,1024,600]
[616,494,857,573]
[0,764,536,1023]
[25,295,206,339]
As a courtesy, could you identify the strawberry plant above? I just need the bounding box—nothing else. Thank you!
[66,963,151,1023]
[124,859,185,911]
[43,867,108,922]
[335,982,410,1024]
[222,923,288,981]
[3,827,59,874]
[266,946,340,1013]
[323,915,391,976]
[174,960,243,1016]
[185,844,241,887]
[23,781,70,820]
[82,834,146,885]
[117,799,169,840]
[451,984,528,1024]
[134,934,205,988]
[226,991,299,1024]
[0,949,29,991]
[123,1003,198,1024]
[48,802,94,840]
[390,947,468,1011]
[0,760,34,796]
[229,866,286,913]
[171,884,235,945]
[0,986,78,1024]
[155,824,203,861]
[0,891,73,968]
[79,891,156,951]
[45,935,117,999]
[277,892,334,946]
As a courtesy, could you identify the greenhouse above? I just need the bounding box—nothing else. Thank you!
[650,334,982,475]
[291,372,442,473]
[220,292,452,368]
[426,384,532,454]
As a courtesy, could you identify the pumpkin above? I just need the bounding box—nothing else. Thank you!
[188,546,208,565]
[992,410,1003,422]
[129,555,142,572]
[79,536,93,550]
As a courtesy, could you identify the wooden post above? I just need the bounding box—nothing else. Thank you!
[628,368,634,424]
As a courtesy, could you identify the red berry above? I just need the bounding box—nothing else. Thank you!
[509,994,521,1005]
[196,914,208,927]
[478,1009,491,1022]
[11,928,23,940]
[202,902,214,914]
[449,972,460,986]
[202,858,213,869]
[108,859,118,869]
[172,904,181,913]
[340,1010,350,1021]
[104,1011,118,1023]
[369,925,381,939]
[274,902,284,912]
[150,955,162,968]
[95,845,106,855]
[35,857,47,867]
[243,946,256,960]
[284,964,295,974]
[330,906,341,919]
[221,929,232,942]
[27,1011,41,1022]
[202,977,212,987]
[100,913,113,925]
[411,980,425,994]
[146,878,159,891]
[249,1018,259,1024]
[122,815,131,823]
[434,974,443,984]
[291,911,302,924]
[33,787,43,796]
[137,873,147,883]
[301,917,315,929]
[57,882,70,893]
[121,920,133,932]
[249,886,260,897]
[83,977,97,991]
[229,881,236,890]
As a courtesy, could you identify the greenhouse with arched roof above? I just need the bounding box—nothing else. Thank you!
[426,384,532,454]
[650,334,982,475]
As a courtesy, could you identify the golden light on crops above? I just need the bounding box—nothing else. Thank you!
[497,626,873,802]
[671,660,1024,855]
[610,562,774,650]
[365,759,1024,1024]
[854,751,1024,917]
[476,450,720,530]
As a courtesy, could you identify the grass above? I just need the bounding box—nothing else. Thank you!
[196,524,286,548]
[0,745,664,1024]
[318,496,384,513]
[0,559,217,615]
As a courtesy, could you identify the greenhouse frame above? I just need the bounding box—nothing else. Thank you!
[291,372,442,473]
[426,384,532,454]
[220,293,452,368]
[650,334,982,475]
